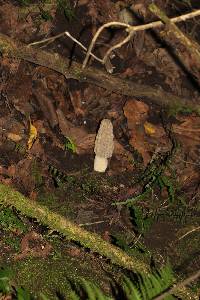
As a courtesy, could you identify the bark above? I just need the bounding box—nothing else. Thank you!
[149,4,200,87]
[0,32,199,112]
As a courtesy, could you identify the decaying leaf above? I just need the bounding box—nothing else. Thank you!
[7,132,22,142]
[144,121,156,136]
[27,120,37,150]
[124,99,149,129]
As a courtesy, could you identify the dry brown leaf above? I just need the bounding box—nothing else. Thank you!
[123,99,150,164]
[15,158,35,193]
[69,90,85,116]
[123,99,149,129]
[173,115,200,142]
[27,120,37,150]
[67,246,82,257]
[33,83,58,128]
[6,70,33,115]
[14,231,52,260]
[77,0,90,5]
[129,130,151,165]
[7,165,16,177]
[7,132,22,142]
[0,4,18,35]
[56,108,87,142]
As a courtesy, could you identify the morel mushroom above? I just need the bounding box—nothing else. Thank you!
[94,119,114,172]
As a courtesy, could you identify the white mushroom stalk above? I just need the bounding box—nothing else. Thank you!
[94,119,114,172]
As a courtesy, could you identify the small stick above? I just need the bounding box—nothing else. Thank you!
[178,226,200,240]
[82,21,131,69]
[28,32,65,47]
[154,270,200,300]
[28,31,103,63]
[102,31,134,64]
[79,220,105,227]
[82,9,200,69]
[64,31,103,63]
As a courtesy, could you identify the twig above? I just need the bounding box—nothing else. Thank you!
[178,226,200,240]
[28,32,65,47]
[1,32,200,112]
[154,269,200,300]
[149,4,200,86]
[82,9,200,69]
[28,31,102,63]
[79,220,105,227]
[102,31,134,64]
[64,31,102,63]
[82,21,131,69]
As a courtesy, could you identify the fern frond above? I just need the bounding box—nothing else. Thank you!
[80,278,113,300]
[139,264,175,300]
[123,276,142,300]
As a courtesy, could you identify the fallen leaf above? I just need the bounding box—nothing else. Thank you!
[14,231,52,260]
[7,165,16,177]
[7,132,22,142]
[123,99,149,129]
[27,120,37,150]
[144,121,156,136]
[129,130,151,165]
[173,115,200,142]
[69,90,85,116]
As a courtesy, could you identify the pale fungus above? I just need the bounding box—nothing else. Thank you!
[94,119,114,172]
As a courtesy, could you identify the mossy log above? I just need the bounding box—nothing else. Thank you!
[0,32,199,112]
[149,4,200,87]
[0,183,198,299]
[0,183,149,274]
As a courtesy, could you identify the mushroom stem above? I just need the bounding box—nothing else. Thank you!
[94,156,108,172]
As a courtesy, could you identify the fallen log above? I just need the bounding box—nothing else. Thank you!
[149,4,200,87]
[0,32,199,112]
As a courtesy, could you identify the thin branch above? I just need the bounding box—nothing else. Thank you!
[149,4,200,86]
[178,226,200,240]
[27,32,65,47]
[1,32,199,112]
[28,31,103,63]
[64,31,103,63]
[82,9,200,69]
[102,31,134,64]
[154,269,200,300]
[82,21,131,69]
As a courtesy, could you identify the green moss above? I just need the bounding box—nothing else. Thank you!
[0,183,149,273]
[11,254,111,299]
[166,102,198,117]
[0,207,27,233]
[3,236,21,252]
[57,0,75,21]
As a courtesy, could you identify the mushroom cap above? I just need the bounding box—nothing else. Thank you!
[94,119,114,158]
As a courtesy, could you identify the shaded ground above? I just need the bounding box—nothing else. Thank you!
[0,0,200,298]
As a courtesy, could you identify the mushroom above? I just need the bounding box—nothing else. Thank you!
[94,119,114,172]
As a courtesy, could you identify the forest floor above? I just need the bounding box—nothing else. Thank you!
[0,0,200,299]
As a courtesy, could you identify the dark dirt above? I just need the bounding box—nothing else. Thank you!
[0,0,200,298]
